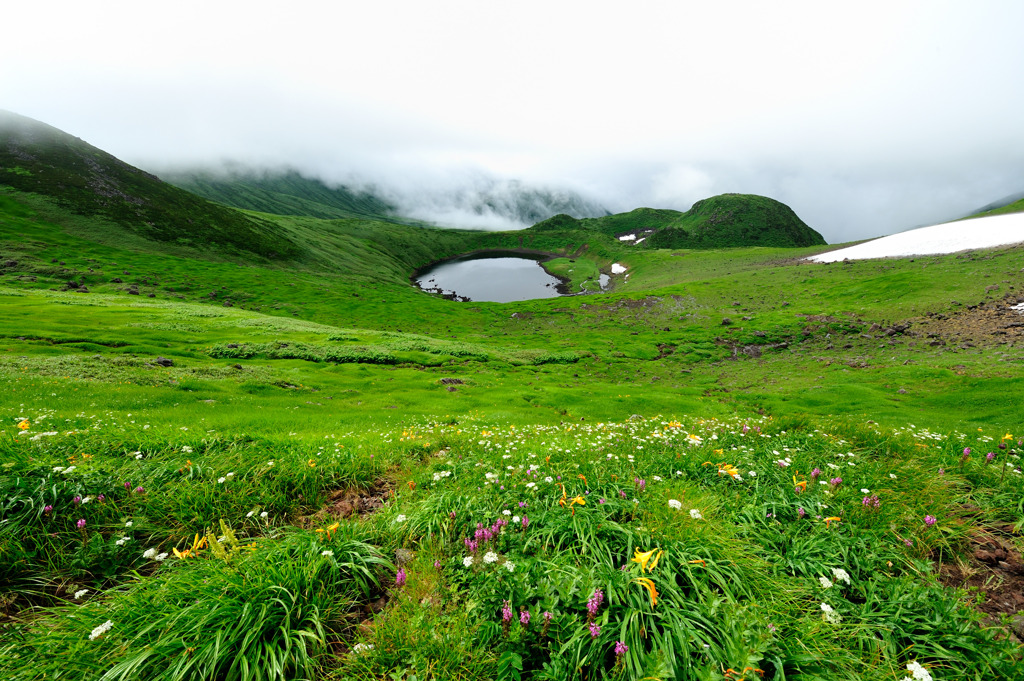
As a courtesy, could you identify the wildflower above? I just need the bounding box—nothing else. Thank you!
[634,477,646,491]
[820,603,842,624]
[395,567,406,587]
[322,550,334,557]
[395,514,407,523]
[125,521,133,527]
[502,600,514,622]
[819,576,833,589]
[504,561,515,572]
[903,660,933,681]
[586,589,604,617]
[689,508,703,520]
[483,551,499,564]
[986,452,996,463]
[924,515,937,526]
[588,621,601,638]
[668,499,682,510]
[797,507,806,518]
[315,522,340,540]
[823,516,841,528]
[831,567,851,584]
[43,504,53,514]
[619,490,627,498]
[521,515,529,528]
[351,642,374,654]
[217,477,226,483]
[143,548,158,560]
[76,519,86,529]
[904,539,914,547]
[829,477,842,489]
[88,620,113,640]
[97,494,104,502]
[260,511,268,519]
[614,640,629,656]
[463,555,474,567]
[520,609,530,626]
[633,577,658,606]
[74,589,89,600]
[73,495,82,505]
[810,468,821,481]
[17,419,30,430]
[155,552,168,561]
[631,548,662,572]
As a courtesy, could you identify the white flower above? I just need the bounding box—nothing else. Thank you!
[668,499,682,510]
[321,550,334,557]
[831,567,851,585]
[502,510,511,516]
[74,589,89,600]
[504,561,515,572]
[182,445,193,453]
[689,509,703,520]
[115,537,129,546]
[904,660,933,681]
[53,466,65,473]
[890,473,897,479]
[820,603,842,624]
[652,476,662,482]
[143,548,158,559]
[246,510,255,518]
[395,514,407,523]
[525,482,536,488]
[134,452,143,459]
[125,521,133,527]
[545,476,553,483]
[748,471,757,477]
[217,477,226,483]
[63,466,76,474]
[483,551,499,564]
[226,472,234,478]
[351,642,375,654]
[860,488,869,494]
[819,576,833,589]
[260,511,268,519]
[88,620,113,640]
[463,555,474,567]
[485,473,498,481]
[155,552,168,561]
[512,515,521,523]
[81,496,93,504]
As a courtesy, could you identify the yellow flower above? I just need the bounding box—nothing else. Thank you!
[823,516,841,528]
[17,419,30,430]
[633,577,658,606]
[1003,433,1014,441]
[316,522,341,540]
[632,548,663,572]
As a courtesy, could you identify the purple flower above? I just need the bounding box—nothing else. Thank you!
[124,482,131,489]
[767,623,777,633]
[43,504,53,514]
[798,507,806,518]
[72,496,82,505]
[586,589,604,617]
[520,609,531,626]
[449,510,456,519]
[599,498,606,504]
[518,501,527,508]
[742,424,750,434]
[434,560,441,569]
[829,477,842,489]
[810,468,821,481]
[904,539,914,547]
[588,621,601,639]
[395,567,407,587]
[962,447,971,458]
[634,478,646,492]
[862,495,880,508]
[502,600,514,622]
[986,452,995,463]
[543,611,553,623]
[614,640,629,656]
[76,518,86,529]
[521,515,529,529]
[924,515,937,526]
[619,490,627,498]
[134,486,144,494]
[938,468,945,475]
[97,494,105,502]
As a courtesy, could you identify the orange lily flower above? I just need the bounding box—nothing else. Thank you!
[633,577,658,606]
[824,516,841,528]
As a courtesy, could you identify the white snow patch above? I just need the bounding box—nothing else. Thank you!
[611,263,627,274]
[618,234,636,241]
[808,212,1024,263]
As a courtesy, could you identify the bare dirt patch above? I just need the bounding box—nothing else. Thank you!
[937,526,1024,622]
[914,296,1024,348]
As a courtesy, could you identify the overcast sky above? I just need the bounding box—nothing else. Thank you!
[5,1,1024,242]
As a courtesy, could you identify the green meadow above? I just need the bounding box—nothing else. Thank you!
[2,164,1024,681]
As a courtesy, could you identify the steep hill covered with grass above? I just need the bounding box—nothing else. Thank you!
[532,193,826,248]
[164,167,400,222]
[0,111,298,259]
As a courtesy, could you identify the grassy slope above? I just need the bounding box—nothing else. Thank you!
[2,180,1024,679]
[967,196,1024,219]
[164,168,400,222]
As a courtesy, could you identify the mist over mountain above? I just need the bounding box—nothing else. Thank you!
[165,164,611,230]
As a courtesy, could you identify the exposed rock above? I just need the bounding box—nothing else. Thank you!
[439,377,464,385]
[154,357,174,367]
[721,318,733,326]
[396,548,416,565]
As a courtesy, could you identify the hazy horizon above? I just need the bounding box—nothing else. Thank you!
[4,1,1024,243]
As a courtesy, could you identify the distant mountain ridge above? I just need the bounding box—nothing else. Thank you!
[532,193,826,248]
[166,167,611,229]
[164,166,399,222]
[0,110,298,258]
[966,190,1024,220]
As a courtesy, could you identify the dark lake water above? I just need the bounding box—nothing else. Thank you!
[414,253,566,303]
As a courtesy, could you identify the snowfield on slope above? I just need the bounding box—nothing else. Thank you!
[809,212,1024,263]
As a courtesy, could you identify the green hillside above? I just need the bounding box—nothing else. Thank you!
[164,167,400,222]
[0,111,298,259]
[967,196,1024,219]
[1,115,1023,681]
[532,194,826,248]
